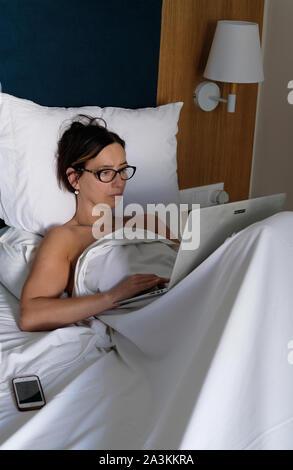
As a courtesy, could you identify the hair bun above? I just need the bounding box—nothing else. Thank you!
[71,121,84,130]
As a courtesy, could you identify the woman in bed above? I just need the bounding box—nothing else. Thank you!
[19,115,178,332]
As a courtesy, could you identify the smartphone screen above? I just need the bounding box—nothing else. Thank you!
[15,380,42,404]
[12,376,46,410]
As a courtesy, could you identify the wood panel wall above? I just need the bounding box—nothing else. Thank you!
[157,0,265,202]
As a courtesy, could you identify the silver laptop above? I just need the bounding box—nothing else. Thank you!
[117,193,286,306]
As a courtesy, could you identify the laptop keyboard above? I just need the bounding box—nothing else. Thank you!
[132,284,160,298]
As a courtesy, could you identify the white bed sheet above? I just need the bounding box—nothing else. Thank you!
[1,211,293,449]
[0,284,151,449]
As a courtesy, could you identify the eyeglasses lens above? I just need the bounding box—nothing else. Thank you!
[99,166,135,182]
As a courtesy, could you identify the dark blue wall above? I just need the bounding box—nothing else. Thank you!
[0,0,163,228]
[0,0,162,108]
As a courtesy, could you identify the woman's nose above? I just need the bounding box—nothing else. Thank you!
[111,174,125,189]
[113,172,125,183]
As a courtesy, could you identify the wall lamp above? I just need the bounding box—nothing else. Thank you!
[194,20,264,113]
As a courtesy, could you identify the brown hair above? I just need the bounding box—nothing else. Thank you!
[56,114,125,193]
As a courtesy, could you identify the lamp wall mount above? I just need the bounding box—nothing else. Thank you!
[194,81,237,113]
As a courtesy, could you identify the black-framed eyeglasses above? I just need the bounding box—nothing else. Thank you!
[74,165,136,183]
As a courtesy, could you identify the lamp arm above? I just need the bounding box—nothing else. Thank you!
[209,96,228,103]
[194,81,237,112]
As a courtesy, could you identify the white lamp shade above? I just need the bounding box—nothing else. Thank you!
[204,20,264,83]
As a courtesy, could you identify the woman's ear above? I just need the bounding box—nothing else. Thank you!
[66,167,80,191]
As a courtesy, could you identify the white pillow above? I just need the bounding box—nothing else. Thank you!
[0,93,183,235]
[0,227,43,299]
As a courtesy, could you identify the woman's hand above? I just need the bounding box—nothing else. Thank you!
[107,273,170,306]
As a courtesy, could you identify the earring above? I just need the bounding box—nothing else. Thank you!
[74,190,79,195]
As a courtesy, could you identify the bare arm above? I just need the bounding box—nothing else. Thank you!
[19,227,169,332]
[19,227,116,332]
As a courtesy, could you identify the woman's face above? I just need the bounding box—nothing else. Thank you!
[70,143,128,209]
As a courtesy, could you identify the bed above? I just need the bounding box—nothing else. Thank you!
[1,208,293,450]
[0,6,293,446]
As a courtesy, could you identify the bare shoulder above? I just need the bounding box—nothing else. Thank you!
[27,225,75,273]
[20,226,75,305]
[44,225,75,239]
[42,225,75,259]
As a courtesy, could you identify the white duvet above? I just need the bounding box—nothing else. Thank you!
[1,212,293,449]
[73,228,179,307]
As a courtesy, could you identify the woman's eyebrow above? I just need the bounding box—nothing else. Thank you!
[97,161,128,169]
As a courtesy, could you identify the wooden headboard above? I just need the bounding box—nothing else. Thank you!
[157,0,264,202]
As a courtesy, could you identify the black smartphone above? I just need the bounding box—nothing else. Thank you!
[12,375,46,411]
